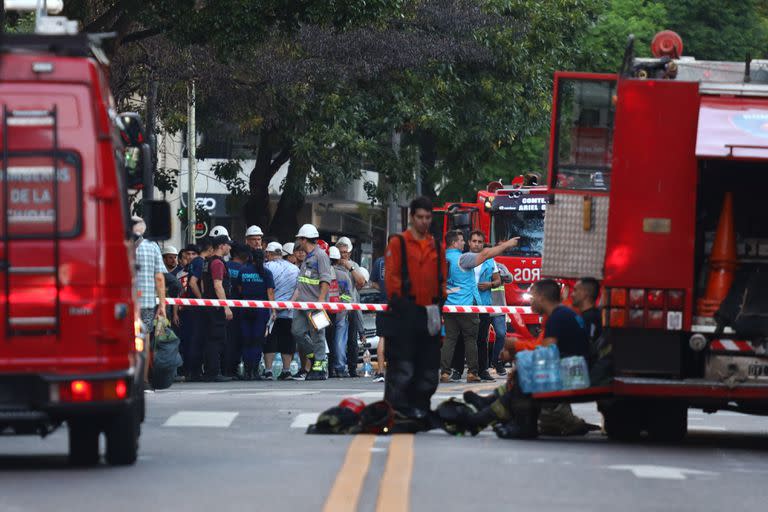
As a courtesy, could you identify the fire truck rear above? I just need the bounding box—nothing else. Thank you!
[540,31,768,440]
[0,2,169,465]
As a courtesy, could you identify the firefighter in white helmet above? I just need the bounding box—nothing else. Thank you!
[210,225,229,238]
[291,224,334,380]
[245,225,264,250]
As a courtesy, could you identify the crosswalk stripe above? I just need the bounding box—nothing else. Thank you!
[291,412,321,429]
[163,411,239,428]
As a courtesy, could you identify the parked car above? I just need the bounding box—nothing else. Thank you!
[357,286,384,361]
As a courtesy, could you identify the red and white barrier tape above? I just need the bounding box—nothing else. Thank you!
[163,297,533,315]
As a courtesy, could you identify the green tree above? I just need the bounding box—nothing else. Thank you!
[663,0,768,60]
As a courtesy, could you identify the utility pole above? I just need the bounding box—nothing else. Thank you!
[387,130,401,235]
[414,144,422,196]
[186,80,196,244]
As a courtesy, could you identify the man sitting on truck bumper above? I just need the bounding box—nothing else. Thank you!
[462,279,597,438]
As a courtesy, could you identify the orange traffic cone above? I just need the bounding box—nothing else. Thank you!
[697,192,738,317]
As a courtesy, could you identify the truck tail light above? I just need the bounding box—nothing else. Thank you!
[604,288,685,330]
[55,379,129,403]
[609,308,626,327]
[646,290,665,309]
[646,310,666,329]
[667,290,684,310]
[609,288,627,307]
[629,289,645,309]
[69,380,92,402]
[627,309,644,327]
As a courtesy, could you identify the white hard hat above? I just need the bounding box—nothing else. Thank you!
[282,242,295,256]
[210,225,229,238]
[162,245,179,256]
[296,224,320,239]
[245,225,264,237]
[358,266,370,283]
[266,241,283,253]
[336,236,353,251]
[328,246,341,260]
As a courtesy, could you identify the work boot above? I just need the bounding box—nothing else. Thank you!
[493,419,538,440]
[440,372,452,383]
[306,360,328,381]
[494,362,507,376]
[478,369,495,382]
[466,372,481,383]
[463,390,497,410]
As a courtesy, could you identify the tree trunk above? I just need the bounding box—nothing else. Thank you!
[418,131,439,201]
[269,157,310,241]
[242,129,289,230]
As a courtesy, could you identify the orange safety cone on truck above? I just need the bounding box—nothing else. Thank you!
[697,192,738,317]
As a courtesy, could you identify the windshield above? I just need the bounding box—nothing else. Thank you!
[490,210,544,257]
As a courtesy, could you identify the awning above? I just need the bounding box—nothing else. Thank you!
[697,96,768,159]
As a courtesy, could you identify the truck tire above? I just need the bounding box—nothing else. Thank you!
[602,400,642,442]
[105,404,140,466]
[68,420,100,466]
[646,403,687,442]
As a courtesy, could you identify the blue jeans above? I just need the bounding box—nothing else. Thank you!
[490,314,508,364]
[333,314,349,372]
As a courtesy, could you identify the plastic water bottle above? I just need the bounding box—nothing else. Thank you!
[289,358,299,376]
[515,350,535,393]
[258,358,266,377]
[532,348,549,393]
[362,350,373,377]
[560,356,589,390]
[272,353,283,376]
[547,345,562,391]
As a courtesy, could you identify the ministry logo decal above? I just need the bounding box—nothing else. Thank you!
[731,113,768,138]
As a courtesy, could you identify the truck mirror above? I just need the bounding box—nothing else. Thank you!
[142,200,171,241]
[118,112,146,147]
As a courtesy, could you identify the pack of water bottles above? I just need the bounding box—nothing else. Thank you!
[515,345,590,393]
[559,356,590,390]
[516,345,561,394]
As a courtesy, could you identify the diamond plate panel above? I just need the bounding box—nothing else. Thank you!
[542,194,609,279]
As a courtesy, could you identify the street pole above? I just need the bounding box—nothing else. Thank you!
[187,80,196,245]
[387,130,401,235]
[414,144,422,196]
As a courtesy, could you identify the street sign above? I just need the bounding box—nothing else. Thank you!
[195,221,209,239]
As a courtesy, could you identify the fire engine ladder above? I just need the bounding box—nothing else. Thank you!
[2,106,61,337]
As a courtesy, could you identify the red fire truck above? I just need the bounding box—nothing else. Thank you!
[535,31,768,440]
[0,3,169,464]
[437,178,546,332]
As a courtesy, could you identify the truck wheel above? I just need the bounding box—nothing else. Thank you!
[646,403,687,442]
[68,421,100,466]
[105,405,140,466]
[602,401,642,441]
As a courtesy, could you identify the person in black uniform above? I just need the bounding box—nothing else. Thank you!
[572,277,602,349]
[201,235,234,382]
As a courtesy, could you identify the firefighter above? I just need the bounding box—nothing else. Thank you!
[381,196,445,423]
[291,224,334,381]
[245,225,264,251]
[200,235,235,382]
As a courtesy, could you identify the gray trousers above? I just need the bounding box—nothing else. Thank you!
[441,313,479,374]
[291,310,327,360]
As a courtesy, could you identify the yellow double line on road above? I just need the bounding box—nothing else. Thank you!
[322,434,415,512]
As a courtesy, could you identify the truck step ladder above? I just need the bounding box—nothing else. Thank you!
[2,105,61,337]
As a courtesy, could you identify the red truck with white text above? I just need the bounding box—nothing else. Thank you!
[0,4,169,465]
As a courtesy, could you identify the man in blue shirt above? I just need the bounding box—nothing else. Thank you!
[235,249,275,380]
[223,243,248,379]
[264,242,299,380]
[441,232,519,383]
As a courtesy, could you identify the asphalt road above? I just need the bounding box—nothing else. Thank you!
[1,378,768,512]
